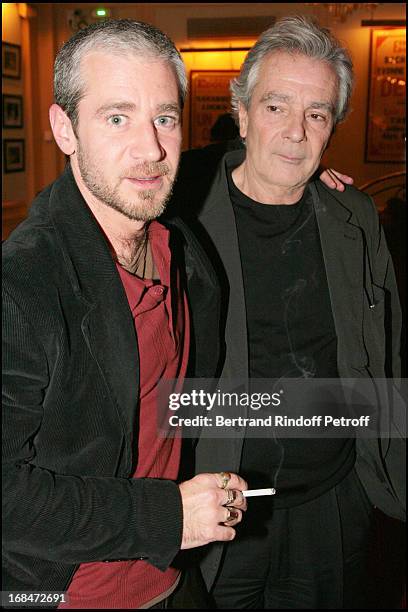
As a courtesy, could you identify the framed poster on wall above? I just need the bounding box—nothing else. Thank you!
[190,70,239,148]
[2,42,22,79]
[3,139,25,173]
[365,28,406,163]
[2,95,24,128]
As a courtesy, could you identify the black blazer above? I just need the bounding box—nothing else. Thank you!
[2,165,221,593]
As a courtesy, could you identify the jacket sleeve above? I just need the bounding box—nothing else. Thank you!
[358,196,405,519]
[364,195,402,378]
[2,288,183,570]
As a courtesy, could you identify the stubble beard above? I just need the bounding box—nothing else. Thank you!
[76,142,176,222]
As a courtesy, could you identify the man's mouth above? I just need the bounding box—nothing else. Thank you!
[125,176,163,187]
[122,162,171,189]
[277,154,304,164]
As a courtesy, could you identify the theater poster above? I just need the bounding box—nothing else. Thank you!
[365,28,406,163]
[190,70,238,148]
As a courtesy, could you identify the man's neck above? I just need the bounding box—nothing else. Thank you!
[232,161,305,205]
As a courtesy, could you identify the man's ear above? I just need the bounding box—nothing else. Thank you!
[237,102,248,139]
[49,104,77,155]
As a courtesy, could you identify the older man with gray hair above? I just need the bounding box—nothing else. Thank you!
[174,14,405,609]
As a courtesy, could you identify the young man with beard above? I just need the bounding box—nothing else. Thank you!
[2,20,249,609]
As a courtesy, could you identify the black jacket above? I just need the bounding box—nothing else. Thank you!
[2,165,221,593]
[173,148,406,589]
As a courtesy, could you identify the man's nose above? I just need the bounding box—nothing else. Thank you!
[128,122,165,162]
[282,113,306,143]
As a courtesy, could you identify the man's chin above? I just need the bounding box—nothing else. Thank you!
[117,201,167,222]
[271,169,310,189]
[114,191,171,222]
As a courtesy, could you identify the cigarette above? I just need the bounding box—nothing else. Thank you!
[243,488,276,497]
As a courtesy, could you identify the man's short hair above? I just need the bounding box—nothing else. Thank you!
[230,15,353,126]
[54,19,187,132]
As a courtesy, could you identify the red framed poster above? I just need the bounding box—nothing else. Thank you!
[189,70,239,148]
[365,28,406,163]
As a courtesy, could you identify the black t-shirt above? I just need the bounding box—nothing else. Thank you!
[227,160,355,508]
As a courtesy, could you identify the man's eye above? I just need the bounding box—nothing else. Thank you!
[108,115,126,126]
[310,113,326,121]
[266,105,279,112]
[154,116,177,128]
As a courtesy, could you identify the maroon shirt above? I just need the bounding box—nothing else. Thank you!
[61,221,190,609]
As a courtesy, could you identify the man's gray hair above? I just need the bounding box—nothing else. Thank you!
[230,15,353,125]
[54,19,187,131]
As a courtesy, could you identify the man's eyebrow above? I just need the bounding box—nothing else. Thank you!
[156,103,181,115]
[260,92,334,113]
[94,102,181,117]
[260,92,292,103]
[308,101,335,113]
[95,102,136,117]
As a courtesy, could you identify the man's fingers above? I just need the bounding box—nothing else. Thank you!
[323,169,337,188]
[213,524,237,542]
[222,507,241,524]
[224,488,237,505]
[320,168,354,192]
[223,488,247,509]
[214,471,231,489]
[330,169,354,184]
[179,472,247,549]
[224,472,248,493]
[326,169,345,191]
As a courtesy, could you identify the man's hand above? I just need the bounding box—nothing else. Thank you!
[320,168,354,192]
[179,472,248,549]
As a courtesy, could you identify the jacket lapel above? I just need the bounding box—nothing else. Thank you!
[197,157,370,375]
[309,181,368,372]
[198,151,249,381]
[48,166,140,441]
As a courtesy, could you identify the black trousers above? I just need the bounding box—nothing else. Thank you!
[150,566,215,609]
[211,468,375,609]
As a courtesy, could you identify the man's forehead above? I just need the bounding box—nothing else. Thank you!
[258,51,336,81]
[77,50,180,103]
[261,49,327,67]
[255,52,338,101]
[81,48,158,65]
[79,49,177,82]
